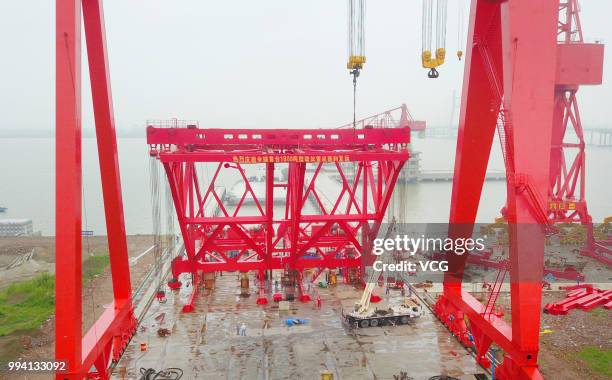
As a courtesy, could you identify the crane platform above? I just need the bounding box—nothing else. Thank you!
[110,272,487,379]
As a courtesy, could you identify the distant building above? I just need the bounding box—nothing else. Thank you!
[0,219,34,236]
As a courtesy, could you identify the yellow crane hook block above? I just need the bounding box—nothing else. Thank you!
[347,0,366,72]
[421,0,448,78]
[421,47,446,69]
[347,55,366,70]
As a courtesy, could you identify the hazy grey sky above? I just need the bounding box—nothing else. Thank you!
[1,1,611,132]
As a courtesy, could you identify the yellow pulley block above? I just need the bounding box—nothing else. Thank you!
[347,55,366,70]
[422,48,446,78]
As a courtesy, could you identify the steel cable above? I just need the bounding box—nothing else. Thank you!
[149,156,162,291]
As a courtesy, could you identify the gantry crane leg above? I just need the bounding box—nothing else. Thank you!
[56,0,136,378]
[435,1,559,379]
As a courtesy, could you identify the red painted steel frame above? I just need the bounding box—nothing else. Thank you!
[148,126,409,308]
[550,0,610,265]
[337,103,426,132]
[56,0,136,379]
[431,1,601,379]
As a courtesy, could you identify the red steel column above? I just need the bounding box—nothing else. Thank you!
[440,1,558,378]
[265,163,274,260]
[55,0,82,377]
[445,0,502,291]
[82,0,132,303]
[499,0,558,374]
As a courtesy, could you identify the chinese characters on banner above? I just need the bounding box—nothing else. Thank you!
[232,154,352,164]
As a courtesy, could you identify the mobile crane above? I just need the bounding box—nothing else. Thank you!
[343,220,424,328]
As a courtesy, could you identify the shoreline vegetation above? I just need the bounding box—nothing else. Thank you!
[0,254,110,362]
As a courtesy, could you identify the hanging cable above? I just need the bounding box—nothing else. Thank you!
[165,176,175,255]
[353,72,358,128]
[457,0,465,60]
[421,0,448,78]
[347,0,366,127]
[82,173,108,374]
[149,156,164,302]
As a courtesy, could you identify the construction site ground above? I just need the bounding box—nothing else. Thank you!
[0,236,154,288]
[534,292,610,379]
[1,236,610,379]
[0,235,154,380]
[112,272,486,380]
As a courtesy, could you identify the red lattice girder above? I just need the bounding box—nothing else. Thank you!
[148,127,409,281]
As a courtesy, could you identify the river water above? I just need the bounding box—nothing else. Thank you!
[0,136,610,235]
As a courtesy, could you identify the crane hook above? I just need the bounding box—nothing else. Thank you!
[351,66,361,128]
[351,67,361,84]
[427,68,439,79]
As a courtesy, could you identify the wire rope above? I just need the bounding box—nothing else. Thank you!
[82,166,108,373]
[149,156,163,292]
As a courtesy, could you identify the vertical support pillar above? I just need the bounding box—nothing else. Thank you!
[500,1,558,361]
[298,270,311,302]
[257,162,275,305]
[55,0,82,377]
[256,269,268,305]
[82,0,132,303]
[444,0,502,293]
[288,162,306,267]
[360,161,369,282]
[436,1,558,379]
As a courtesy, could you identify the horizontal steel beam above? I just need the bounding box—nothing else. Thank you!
[147,126,410,146]
[158,151,408,163]
[171,256,361,273]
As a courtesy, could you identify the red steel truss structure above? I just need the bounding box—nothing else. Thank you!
[147,126,410,308]
[549,0,594,226]
[337,103,426,132]
[434,1,604,379]
[550,1,611,265]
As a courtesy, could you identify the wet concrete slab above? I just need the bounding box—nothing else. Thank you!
[112,273,486,380]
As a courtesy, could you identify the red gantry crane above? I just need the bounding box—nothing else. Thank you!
[54,1,604,379]
[434,1,604,379]
[549,1,610,265]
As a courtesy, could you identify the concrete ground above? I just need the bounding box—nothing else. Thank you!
[112,273,486,380]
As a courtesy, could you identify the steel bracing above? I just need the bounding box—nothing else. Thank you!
[337,103,426,132]
[147,126,410,308]
[551,0,611,265]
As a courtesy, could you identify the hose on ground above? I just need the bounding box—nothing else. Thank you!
[139,367,183,380]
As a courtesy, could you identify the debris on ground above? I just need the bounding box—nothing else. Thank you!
[155,312,166,324]
[284,318,307,327]
[544,284,612,315]
[157,328,171,337]
[392,371,414,380]
[414,281,433,288]
[139,367,183,380]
